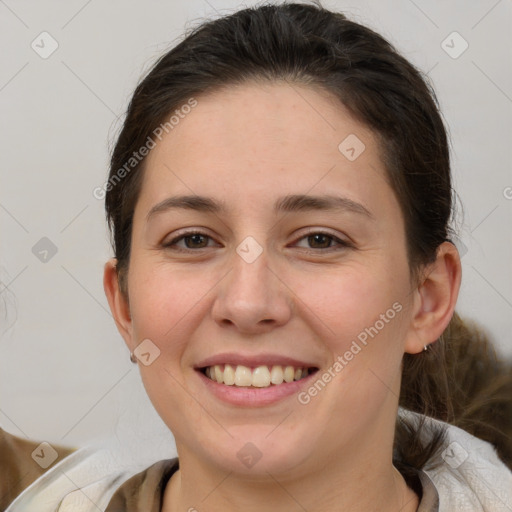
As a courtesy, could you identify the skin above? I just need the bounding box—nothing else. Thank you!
[104,82,461,511]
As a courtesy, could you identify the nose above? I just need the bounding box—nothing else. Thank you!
[211,245,293,334]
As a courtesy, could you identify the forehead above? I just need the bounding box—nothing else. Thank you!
[136,81,396,218]
[149,81,375,163]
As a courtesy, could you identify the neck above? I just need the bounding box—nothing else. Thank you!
[163,447,419,512]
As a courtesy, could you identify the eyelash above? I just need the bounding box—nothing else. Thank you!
[162,229,352,254]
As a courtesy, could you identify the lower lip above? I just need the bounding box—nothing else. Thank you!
[196,370,317,407]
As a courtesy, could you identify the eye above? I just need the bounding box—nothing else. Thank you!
[163,230,218,251]
[162,229,352,253]
[293,231,352,252]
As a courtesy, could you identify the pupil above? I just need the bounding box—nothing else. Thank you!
[186,234,206,248]
[309,234,330,248]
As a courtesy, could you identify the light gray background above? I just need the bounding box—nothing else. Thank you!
[1,0,511,453]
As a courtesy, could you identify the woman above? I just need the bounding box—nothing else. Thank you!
[5,2,512,511]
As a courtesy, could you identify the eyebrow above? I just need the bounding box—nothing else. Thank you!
[146,194,374,221]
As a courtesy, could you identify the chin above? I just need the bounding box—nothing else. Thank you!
[202,426,314,477]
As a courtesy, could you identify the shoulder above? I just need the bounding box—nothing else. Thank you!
[105,458,179,511]
[5,437,177,512]
[0,427,76,511]
[400,410,512,511]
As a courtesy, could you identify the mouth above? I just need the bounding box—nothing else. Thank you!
[200,364,319,388]
[194,353,321,406]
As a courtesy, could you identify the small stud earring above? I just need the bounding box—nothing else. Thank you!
[130,352,137,364]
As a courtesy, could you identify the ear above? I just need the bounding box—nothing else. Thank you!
[103,258,134,350]
[404,241,462,354]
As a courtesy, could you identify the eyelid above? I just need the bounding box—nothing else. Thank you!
[162,227,353,253]
[163,228,219,249]
[291,228,353,250]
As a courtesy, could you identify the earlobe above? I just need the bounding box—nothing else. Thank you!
[404,242,462,354]
[103,258,133,348]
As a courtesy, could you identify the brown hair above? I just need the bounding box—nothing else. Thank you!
[105,1,512,473]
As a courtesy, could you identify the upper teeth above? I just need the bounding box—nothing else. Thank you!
[205,364,310,388]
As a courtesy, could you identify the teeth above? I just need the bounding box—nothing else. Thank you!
[283,366,295,383]
[223,364,235,385]
[204,364,312,388]
[214,365,224,384]
[252,366,271,387]
[270,365,284,385]
[234,365,253,386]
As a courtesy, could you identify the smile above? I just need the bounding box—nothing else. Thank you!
[202,364,316,388]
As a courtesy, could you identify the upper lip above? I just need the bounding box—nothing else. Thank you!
[195,352,319,369]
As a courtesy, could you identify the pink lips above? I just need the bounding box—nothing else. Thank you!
[195,352,318,370]
[194,352,319,407]
[198,370,317,407]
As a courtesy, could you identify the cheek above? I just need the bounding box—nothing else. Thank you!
[291,262,410,402]
[127,265,209,426]
[127,263,209,351]
[292,263,406,345]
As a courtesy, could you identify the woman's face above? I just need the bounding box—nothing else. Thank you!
[111,82,423,476]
